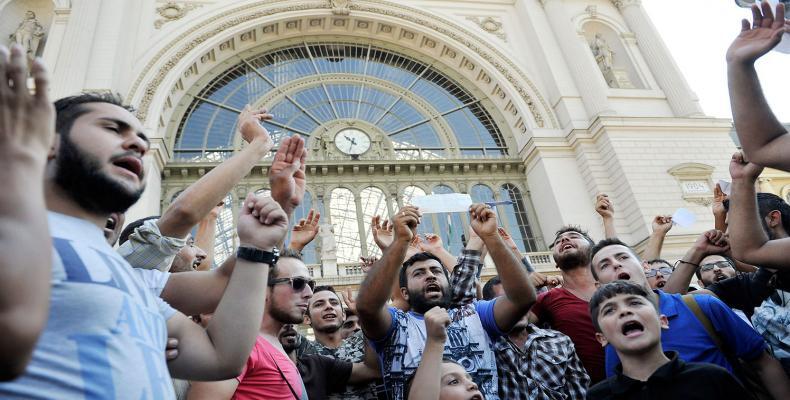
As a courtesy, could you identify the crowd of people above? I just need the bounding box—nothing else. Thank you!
[1,2,790,399]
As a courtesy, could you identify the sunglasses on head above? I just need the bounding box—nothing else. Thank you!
[700,261,733,273]
[269,277,316,292]
[645,267,673,278]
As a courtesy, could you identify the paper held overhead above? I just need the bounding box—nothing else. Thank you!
[672,208,697,228]
[408,193,474,214]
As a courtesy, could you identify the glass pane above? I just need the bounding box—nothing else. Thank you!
[431,185,464,256]
[499,184,539,252]
[402,186,431,236]
[213,193,236,267]
[359,187,390,258]
[329,188,361,263]
[470,184,495,204]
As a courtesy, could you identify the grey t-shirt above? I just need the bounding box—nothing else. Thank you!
[0,212,177,399]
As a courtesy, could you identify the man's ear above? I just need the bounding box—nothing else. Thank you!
[659,314,669,330]
[48,133,60,160]
[595,332,609,347]
[400,287,409,301]
[767,210,782,228]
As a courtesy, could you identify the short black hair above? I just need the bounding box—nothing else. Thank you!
[723,193,790,234]
[118,216,160,245]
[482,276,502,301]
[55,92,134,137]
[399,252,447,289]
[269,248,304,282]
[646,259,672,269]
[589,238,639,280]
[589,281,655,332]
[550,226,594,248]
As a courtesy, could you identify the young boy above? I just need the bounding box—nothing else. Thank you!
[587,281,749,399]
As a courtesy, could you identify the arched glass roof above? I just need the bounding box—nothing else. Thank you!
[174,42,508,161]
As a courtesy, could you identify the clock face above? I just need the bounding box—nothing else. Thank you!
[334,128,371,156]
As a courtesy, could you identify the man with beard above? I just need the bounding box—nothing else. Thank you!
[0,86,286,398]
[302,286,381,399]
[527,226,606,383]
[357,204,536,400]
[644,259,673,290]
[278,324,381,400]
[590,238,790,399]
[188,249,314,399]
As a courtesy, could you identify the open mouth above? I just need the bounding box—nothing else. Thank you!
[112,156,143,179]
[617,272,631,281]
[425,283,442,295]
[469,394,483,400]
[621,320,645,337]
[561,243,575,251]
[322,313,337,321]
[713,273,727,282]
[192,258,202,269]
[655,280,666,288]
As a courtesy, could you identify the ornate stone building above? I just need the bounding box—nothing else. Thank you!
[3,0,763,291]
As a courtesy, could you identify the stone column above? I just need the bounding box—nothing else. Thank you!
[354,192,369,258]
[612,0,703,117]
[541,0,613,118]
[49,0,101,98]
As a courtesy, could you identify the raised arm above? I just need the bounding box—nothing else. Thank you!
[166,194,286,380]
[642,215,673,261]
[728,151,790,269]
[0,45,53,380]
[357,206,420,340]
[288,209,320,253]
[420,233,457,273]
[193,202,223,271]
[727,2,790,171]
[159,106,274,238]
[268,135,307,217]
[595,193,617,239]
[469,204,536,332]
[407,306,449,400]
[371,215,409,311]
[712,184,729,232]
[663,230,728,295]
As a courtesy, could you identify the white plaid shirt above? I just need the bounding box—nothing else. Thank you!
[117,218,185,272]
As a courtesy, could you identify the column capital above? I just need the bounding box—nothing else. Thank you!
[612,0,641,10]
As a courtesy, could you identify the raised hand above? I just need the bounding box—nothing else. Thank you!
[730,151,764,182]
[726,2,789,65]
[268,136,307,214]
[237,193,289,250]
[289,209,320,251]
[419,233,444,254]
[692,229,730,257]
[712,184,728,219]
[498,227,520,254]
[651,215,673,235]
[0,45,54,165]
[546,275,563,288]
[423,306,450,342]
[208,201,225,219]
[392,206,420,245]
[341,288,357,314]
[529,271,548,289]
[469,203,498,239]
[237,104,274,147]
[405,235,423,259]
[371,215,394,250]
[595,193,614,219]
[359,256,377,273]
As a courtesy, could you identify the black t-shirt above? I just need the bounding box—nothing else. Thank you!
[297,354,353,400]
[708,268,774,317]
[587,352,750,400]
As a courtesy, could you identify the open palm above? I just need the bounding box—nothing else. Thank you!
[726,2,789,64]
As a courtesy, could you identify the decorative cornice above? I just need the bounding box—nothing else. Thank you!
[611,0,641,10]
[127,0,557,129]
[465,16,507,42]
[155,1,203,29]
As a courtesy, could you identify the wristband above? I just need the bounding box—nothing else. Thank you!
[237,246,279,266]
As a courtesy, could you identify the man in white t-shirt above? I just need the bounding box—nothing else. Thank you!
[0,81,287,398]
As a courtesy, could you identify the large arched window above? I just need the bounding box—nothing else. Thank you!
[360,187,390,258]
[499,184,540,252]
[329,188,360,263]
[174,42,508,161]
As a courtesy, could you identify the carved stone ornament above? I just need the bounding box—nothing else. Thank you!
[9,11,46,57]
[155,2,202,29]
[330,0,351,16]
[667,163,715,207]
[465,16,506,42]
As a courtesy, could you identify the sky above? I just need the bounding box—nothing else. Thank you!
[643,0,789,121]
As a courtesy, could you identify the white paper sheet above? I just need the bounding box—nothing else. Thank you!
[718,179,732,196]
[408,193,473,214]
[672,208,697,228]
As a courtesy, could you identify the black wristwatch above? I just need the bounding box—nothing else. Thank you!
[236,246,279,266]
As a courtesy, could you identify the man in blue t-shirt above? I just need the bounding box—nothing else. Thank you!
[0,90,289,399]
[588,238,790,399]
[357,204,537,400]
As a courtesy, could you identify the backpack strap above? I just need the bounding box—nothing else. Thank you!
[681,294,724,350]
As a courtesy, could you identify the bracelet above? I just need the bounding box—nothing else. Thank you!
[675,260,700,269]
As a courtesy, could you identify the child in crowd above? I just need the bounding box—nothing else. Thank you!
[407,306,485,400]
[586,281,749,400]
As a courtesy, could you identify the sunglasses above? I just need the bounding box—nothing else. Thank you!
[700,261,734,273]
[645,267,673,278]
[269,277,316,292]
